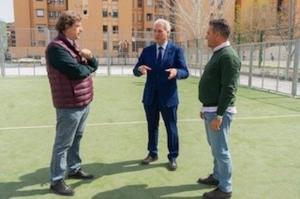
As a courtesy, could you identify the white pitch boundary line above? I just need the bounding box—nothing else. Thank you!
[0,114,300,131]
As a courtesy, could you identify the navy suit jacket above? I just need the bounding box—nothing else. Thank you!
[133,41,189,107]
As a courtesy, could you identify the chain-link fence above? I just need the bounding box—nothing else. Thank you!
[1,28,299,96]
[186,40,300,96]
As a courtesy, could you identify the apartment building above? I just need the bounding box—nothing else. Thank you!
[235,0,300,41]
[13,0,298,58]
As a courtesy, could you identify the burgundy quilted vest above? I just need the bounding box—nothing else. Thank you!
[46,36,93,108]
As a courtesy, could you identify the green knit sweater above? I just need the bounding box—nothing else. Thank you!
[198,46,241,116]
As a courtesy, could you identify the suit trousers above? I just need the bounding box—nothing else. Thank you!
[143,91,179,161]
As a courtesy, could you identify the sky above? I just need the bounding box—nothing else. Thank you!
[0,0,14,23]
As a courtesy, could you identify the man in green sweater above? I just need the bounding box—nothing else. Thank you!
[198,19,241,199]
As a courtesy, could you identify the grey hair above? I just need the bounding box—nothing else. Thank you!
[153,18,171,33]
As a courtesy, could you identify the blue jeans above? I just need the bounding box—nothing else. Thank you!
[50,105,90,182]
[203,111,233,193]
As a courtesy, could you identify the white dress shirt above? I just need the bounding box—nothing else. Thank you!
[156,40,168,59]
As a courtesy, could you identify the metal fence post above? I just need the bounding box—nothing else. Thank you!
[199,48,203,76]
[46,28,51,45]
[107,31,111,76]
[248,44,254,87]
[291,39,300,96]
[0,34,5,77]
[33,61,36,76]
[0,53,4,77]
[261,43,266,89]
[18,62,20,76]
[276,45,282,92]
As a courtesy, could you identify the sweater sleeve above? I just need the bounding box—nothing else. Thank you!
[87,57,99,71]
[47,45,97,80]
[217,54,241,116]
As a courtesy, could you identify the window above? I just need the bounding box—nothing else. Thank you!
[112,10,118,18]
[155,15,164,20]
[138,0,143,8]
[47,0,61,3]
[217,0,224,9]
[102,8,108,17]
[146,13,153,21]
[146,28,152,32]
[48,11,60,18]
[31,41,37,46]
[147,0,152,6]
[277,0,284,12]
[83,9,88,15]
[36,25,46,33]
[103,25,108,33]
[103,41,108,50]
[156,0,163,8]
[38,40,46,47]
[36,9,44,17]
[56,11,60,17]
[49,11,54,18]
[113,41,119,50]
[137,14,142,21]
[112,25,119,34]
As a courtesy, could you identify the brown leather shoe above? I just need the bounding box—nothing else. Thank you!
[197,174,219,186]
[141,155,158,165]
[203,188,232,199]
[50,179,74,196]
[168,159,177,171]
[68,169,94,180]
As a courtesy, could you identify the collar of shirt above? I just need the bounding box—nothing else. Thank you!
[213,41,230,52]
[156,40,168,50]
[66,37,75,46]
[156,40,168,57]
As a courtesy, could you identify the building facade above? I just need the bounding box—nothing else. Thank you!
[235,0,300,42]
[12,0,176,58]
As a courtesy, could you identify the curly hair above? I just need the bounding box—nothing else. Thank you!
[55,10,82,32]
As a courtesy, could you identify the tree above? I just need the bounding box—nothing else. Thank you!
[235,0,277,43]
[160,0,236,41]
[156,0,236,69]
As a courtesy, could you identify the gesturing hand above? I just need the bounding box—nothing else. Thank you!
[138,65,152,75]
[165,68,177,80]
[210,117,222,131]
[80,48,93,60]
[200,112,204,120]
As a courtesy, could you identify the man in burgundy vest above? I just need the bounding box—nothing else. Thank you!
[46,11,98,196]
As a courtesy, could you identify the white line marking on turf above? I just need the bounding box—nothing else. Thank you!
[0,114,300,131]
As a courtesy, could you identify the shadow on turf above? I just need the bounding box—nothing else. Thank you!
[0,159,206,198]
[92,184,206,199]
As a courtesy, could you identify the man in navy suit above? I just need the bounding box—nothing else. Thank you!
[133,19,189,171]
